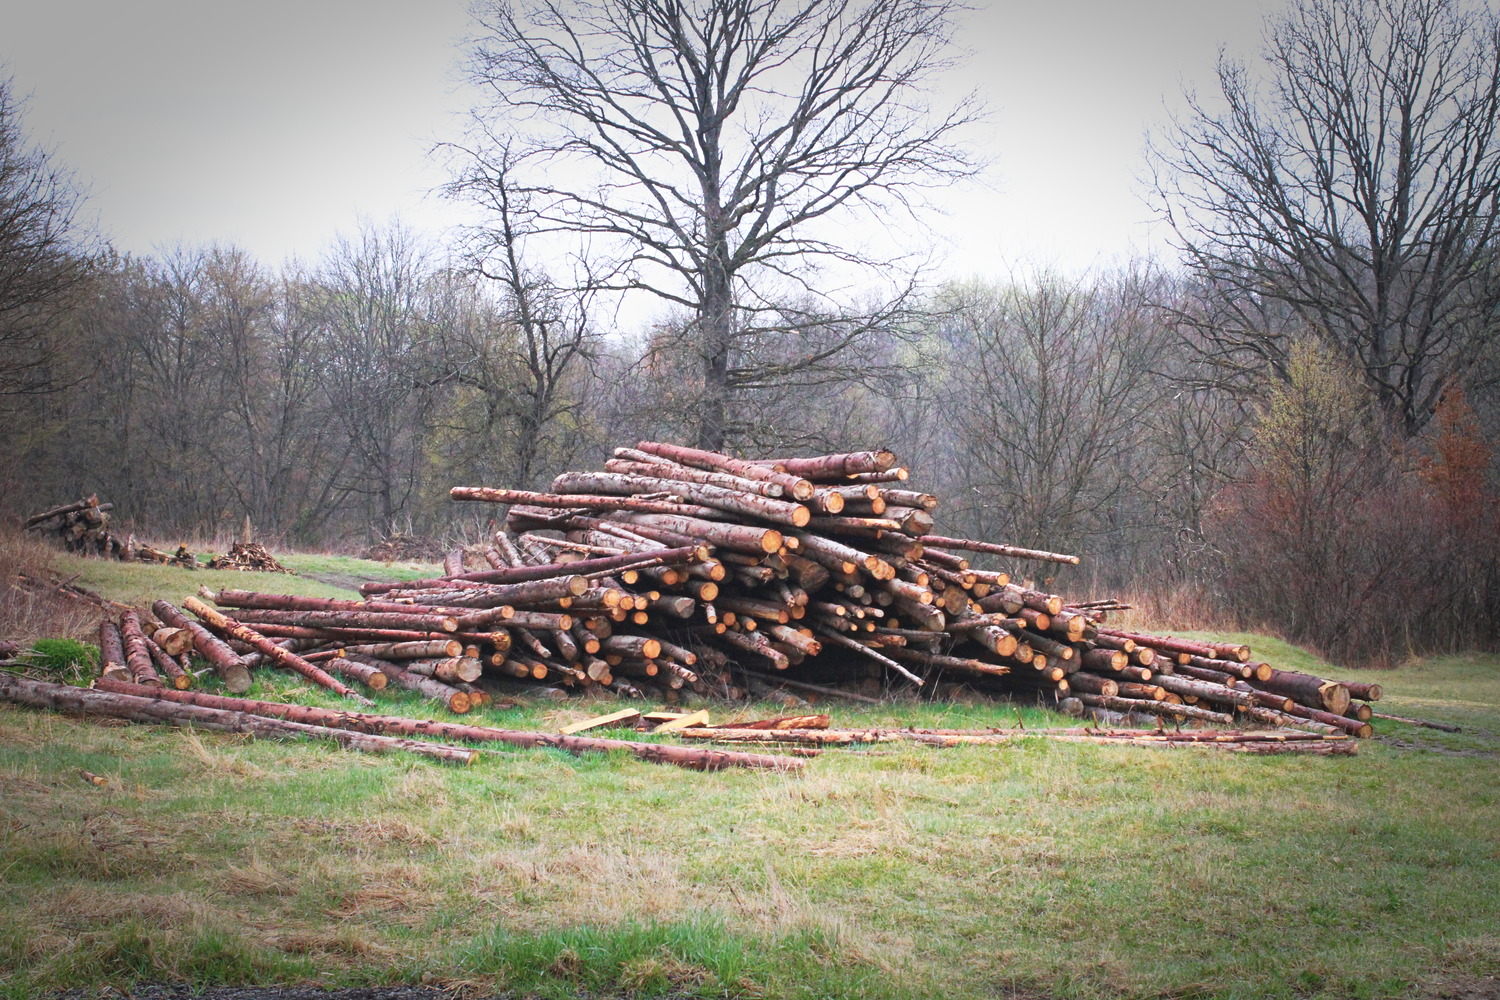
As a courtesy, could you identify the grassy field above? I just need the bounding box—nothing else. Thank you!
[0,561,1497,999]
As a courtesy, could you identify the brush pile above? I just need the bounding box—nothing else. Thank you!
[205,542,291,573]
[59,441,1363,739]
[24,496,197,568]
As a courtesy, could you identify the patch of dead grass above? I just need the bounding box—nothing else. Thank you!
[37,887,214,933]
[214,854,301,897]
[0,522,104,643]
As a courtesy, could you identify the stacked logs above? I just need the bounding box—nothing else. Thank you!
[24,496,196,568]
[26,445,1377,741]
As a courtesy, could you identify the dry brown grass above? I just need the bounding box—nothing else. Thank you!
[0,521,101,642]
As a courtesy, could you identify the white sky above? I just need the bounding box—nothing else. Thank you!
[0,0,1276,309]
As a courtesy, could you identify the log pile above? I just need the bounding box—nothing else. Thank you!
[85,440,1365,740]
[11,445,1381,745]
[24,496,196,568]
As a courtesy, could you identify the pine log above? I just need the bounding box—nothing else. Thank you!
[118,612,162,686]
[25,495,99,528]
[753,450,897,479]
[551,471,811,527]
[6,676,475,764]
[98,620,130,681]
[1274,700,1372,737]
[151,627,194,656]
[1153,673,1257,710]
[610,512,782,555]
[342,639,464,660]
[345,654,470,713]
[362,545,699,595]
[214,608,462,633]
[1252,669,1352,716]
[182,597,369,704]
[152,600,253,693]
[1344,681,1384,702]
[607,452,788,497]
[93,677,799,770]
[919,535,1080,565]
[633,441,815,500]
[1073,692,1233,724]
[143,634,191,689]
[889,647,1010,677]
[1370,711,1460,732]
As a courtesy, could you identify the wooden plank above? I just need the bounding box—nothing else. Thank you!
[559,708,644,735]
[652,709,711,733]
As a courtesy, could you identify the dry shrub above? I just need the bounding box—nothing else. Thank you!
[0,520,100,642]
[1202,347,1500,666]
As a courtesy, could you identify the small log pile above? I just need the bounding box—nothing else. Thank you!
[24,496,196,568]
[205,542,291,573]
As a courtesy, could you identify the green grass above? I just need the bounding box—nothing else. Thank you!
[49,551,440,608]
[0,646,1497,999]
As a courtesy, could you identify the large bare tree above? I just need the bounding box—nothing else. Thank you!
[459,0,977,450]
[1152,0,1500,434]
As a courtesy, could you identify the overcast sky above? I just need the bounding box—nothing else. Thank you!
[0,0,1275,288]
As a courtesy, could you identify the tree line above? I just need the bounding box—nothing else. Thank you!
[2,0,1498,665]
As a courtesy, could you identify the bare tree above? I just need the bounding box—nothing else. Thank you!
[444,149,604,489]
[459,0,977,450]
[1152,0,1500,434]
[929,270,1172,567]
[0,74,93,397]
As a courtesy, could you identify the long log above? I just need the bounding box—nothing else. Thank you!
[344,654,471,713]
[182,597,369,704]
[919,535,1081,565]
[360,545,701,595]
[213,608,461,633]
[454,486,720,518]
[608,450,787,497]
[552,471,811,527]
[386,576,588,609]
[889,647,1010,678]
[753,450,897,479]
[4,675,475,764]
[633,441,815,500]
[812,626,924,686]
[614,512,783,555]
[1073,692,1235,724]
[24,495,98,528]
[1371,711,1459,732]
[341,639,464,660]
[91,677,800,771]
[152,600,252,693]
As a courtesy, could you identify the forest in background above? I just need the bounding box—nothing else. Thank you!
[3,0,1499,666]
